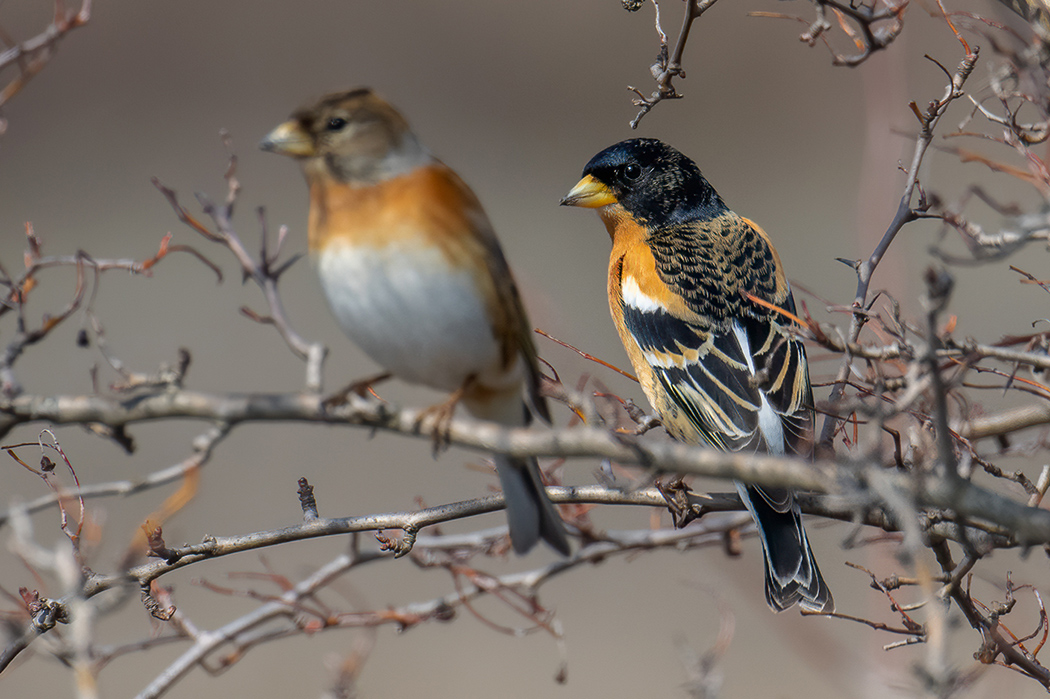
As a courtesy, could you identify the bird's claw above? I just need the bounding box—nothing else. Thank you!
[322,371,393,411]
[414,387,465,455]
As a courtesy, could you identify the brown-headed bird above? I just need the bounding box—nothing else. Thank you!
[261,88,570,556]
[561,138,831,611]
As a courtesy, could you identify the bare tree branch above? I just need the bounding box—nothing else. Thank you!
[0,0,91,136]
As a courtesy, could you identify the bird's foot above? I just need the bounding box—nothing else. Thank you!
[322,371,393,410]
[415,385,466,455]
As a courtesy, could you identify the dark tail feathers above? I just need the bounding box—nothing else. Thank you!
[738,482,834,613]
[495,454,571,556]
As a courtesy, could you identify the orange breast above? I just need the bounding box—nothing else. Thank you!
[606,213,699,322]
[307,164,487,266]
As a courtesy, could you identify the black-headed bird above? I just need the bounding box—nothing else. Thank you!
[561,138,832,611]
[261,88,570,556]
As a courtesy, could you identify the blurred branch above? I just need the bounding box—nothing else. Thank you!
[1,489,752,681]
[0,387,835,491]
[961,403,1050,440]
[0,0,92,136]
[0,423,229,530]
[0,458,1030,685]
[131,509,750,698]
[0,226,213,397]
[2,380,1050,546]
[152,136,327,392]
[751,0,906,66]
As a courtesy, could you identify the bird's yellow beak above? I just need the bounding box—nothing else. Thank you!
[260,120,315,157]
[560,175,617,208]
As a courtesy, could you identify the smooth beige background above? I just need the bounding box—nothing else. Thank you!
[2,1,1048,697]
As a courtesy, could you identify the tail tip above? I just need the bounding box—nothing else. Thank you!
[765,576,834,614]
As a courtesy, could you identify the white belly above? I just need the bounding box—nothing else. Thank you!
[316,240,502,392]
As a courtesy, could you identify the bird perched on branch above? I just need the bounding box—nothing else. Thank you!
[261,88,570,556]
[561,138,832,612]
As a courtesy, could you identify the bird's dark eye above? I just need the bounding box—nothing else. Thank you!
[623,163,642,181]
[326,117,348,131]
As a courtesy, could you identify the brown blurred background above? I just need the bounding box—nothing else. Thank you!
[2,0,1048,697]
